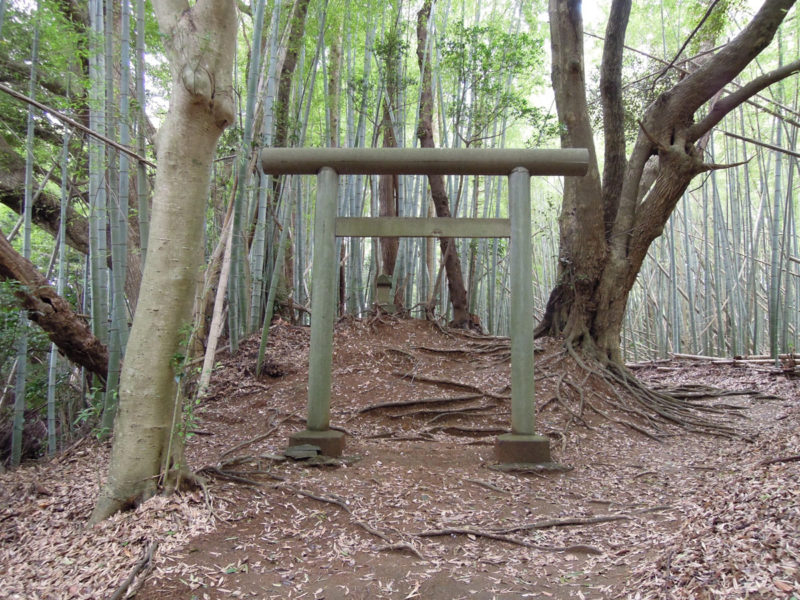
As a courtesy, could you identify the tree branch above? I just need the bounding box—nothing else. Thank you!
[0,135,91,254]
[649,0,723,91]
[0,230,108,381]
[0,83,155,168]
[699,158,751,171]
[600,0,632,234]
[668,0,796,118]
[688,58,800,141]
[723,130,800,159]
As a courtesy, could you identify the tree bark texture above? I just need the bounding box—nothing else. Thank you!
[0,229,108,380]
[416,0,470,327]
[378,51,399,280]
[541,0,798,364]
[91,0,237,523]
[271,0,311,310]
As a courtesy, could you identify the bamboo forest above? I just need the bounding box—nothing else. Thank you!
[1,0,799,598]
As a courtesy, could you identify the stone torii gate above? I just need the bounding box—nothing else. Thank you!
[260,148,589,464]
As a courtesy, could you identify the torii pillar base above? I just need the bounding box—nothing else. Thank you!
[288,429,346,458]
[494,433,551,464]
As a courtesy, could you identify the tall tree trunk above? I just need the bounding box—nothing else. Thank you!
[416,0,469,327]
[91,0,236,522]
[540,0,799,365]
[271,0,311,317]
[327,31,346,315]
[378,25,399,284]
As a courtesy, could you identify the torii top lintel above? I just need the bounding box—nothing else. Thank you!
[260,147,589,177]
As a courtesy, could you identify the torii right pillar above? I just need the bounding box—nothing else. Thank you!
[494,166,551,464]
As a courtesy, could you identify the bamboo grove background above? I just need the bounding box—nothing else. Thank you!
[0,0,798,463]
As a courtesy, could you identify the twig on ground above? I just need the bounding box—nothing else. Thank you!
[760,454,800,466]
[286,486,393,543]
[218,414,297,460]
[108,541,159,600]
[375,542,426,560]
[198,466,261,486]
[465,478,510,494]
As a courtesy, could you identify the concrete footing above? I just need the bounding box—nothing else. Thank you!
[288,429,346,457]
[494,433,551,464]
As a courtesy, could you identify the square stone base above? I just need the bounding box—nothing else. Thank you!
[288,429,346,457]
[494,433,551,464]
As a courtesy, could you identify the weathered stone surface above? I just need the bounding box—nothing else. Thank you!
[494,433,551,465]
[288,429,346,458]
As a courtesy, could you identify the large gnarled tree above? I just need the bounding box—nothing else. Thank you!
[91,0,237,522]
[541,0,799,365]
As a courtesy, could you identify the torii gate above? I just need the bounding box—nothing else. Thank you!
[260,148,589,464]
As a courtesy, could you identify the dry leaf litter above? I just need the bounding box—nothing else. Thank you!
[1,318,797,599]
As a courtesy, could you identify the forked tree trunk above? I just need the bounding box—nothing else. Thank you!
[540,0,799,365]
[91,0,237,523]
[416,0,470,327]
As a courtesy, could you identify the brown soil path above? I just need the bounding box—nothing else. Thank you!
[2,318,798,599]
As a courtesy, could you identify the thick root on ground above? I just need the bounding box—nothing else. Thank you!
[556,338,757,440]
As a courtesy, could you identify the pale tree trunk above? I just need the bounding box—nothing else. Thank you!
[91,0,236,523]
[540,0,799,365]
[416,0,470,327]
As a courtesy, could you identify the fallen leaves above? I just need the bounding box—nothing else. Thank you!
[2,320,799,599]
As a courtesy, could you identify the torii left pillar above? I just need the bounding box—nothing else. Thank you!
[287,166,346,456]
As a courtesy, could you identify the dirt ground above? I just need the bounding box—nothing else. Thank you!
[1,317,798,599]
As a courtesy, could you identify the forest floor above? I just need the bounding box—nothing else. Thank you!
[1,317,799,599]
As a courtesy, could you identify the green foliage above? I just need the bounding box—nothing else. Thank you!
[686,0,746,55]
[439,20,546,144]
[0,282,51,381]
[73,386,110,439]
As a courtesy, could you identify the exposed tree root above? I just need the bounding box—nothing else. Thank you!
[382,346,420,363]
[558,339,752,439]
[490,513,631,534]
[414,526,603,554]
[279,485,410,550]
[391,371,510,400]
[412,341,512,363]
[356,393,482,415]
[388,404,494,420]
[425,406,497,424]
[424,425,507,436]
[197,465,262,486]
